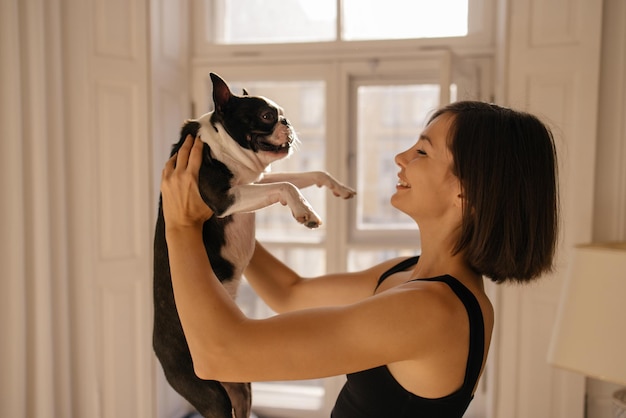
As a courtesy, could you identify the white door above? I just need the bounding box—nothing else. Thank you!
[63,0,155,416]
[495,0,604,417]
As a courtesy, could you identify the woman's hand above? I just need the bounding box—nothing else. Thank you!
[161,135,214,229]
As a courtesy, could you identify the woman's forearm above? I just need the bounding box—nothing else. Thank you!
[244,240,304,313]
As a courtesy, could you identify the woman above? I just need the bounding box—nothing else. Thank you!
[160,101,559,417]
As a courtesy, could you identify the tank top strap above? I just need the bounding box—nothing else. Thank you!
[413,275,486,396]
[374,256,420,292]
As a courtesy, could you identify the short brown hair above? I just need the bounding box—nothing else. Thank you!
[429,101,559,283]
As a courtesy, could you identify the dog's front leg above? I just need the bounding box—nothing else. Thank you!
[218,183,322,228]
[259,171,356,199]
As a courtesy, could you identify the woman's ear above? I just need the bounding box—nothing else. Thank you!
[454,193,464,209]
[455,188,474,215]
[453,180,464,209]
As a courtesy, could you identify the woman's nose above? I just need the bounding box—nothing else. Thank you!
[395,149,409,167]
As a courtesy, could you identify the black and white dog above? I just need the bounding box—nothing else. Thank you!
[153,73,355,418]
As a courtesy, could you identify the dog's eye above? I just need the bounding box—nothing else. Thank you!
[260,110,277,123]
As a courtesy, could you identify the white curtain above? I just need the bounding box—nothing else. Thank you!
[0,0,72,416]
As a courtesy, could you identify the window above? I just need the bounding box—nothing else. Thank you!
[354,84,440,231]
[189,1,494,417]
[343,0,468,40]
[204,0,479,44]
[208,0,337,44]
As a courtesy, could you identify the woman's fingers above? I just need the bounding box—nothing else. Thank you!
[160,134,214,226]
[173,134,193,170]
[162,149,177,176]
[162,134,200,180]
[187,136,204,176]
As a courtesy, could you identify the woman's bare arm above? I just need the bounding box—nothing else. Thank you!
[166,224,457,383]
[244,240,409,313]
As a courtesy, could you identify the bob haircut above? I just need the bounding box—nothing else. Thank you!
[428,101,559,283]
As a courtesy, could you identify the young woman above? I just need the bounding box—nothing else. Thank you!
[160,101,559,417]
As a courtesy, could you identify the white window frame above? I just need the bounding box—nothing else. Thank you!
[188,2,496,417]
[191,0,496,58]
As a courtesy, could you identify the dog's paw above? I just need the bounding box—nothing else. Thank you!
[318,173,356,199]
[292,207,322,229]
[304,219,321,229]
[330,183,357,199]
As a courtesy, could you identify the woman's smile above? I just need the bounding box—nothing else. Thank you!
[396,176,411,189]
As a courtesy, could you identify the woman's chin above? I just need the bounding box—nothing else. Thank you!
[389,194,404,211]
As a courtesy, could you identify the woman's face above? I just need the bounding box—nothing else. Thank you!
[391,112,461,223]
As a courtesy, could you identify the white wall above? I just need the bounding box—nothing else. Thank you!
[588,0,626,416]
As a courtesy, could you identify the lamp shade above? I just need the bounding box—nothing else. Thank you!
[548,242,626,386]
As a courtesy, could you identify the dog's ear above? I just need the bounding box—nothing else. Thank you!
[242,88,249,96]
[210,72,232,114]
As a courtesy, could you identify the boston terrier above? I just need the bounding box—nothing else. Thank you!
[153,73,356,418]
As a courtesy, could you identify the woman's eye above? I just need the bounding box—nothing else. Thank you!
[417,149,427,156]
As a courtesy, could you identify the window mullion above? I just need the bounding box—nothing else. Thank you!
[336,0,342,42]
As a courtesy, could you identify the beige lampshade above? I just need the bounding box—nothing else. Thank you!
[548,242,626,386]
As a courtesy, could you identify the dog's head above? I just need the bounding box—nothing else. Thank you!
[206,73,297,162]
[170,73,299,212]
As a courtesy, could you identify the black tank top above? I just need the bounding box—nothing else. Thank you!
[331,256,485,418]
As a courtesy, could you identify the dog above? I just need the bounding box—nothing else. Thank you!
[153,73,356,418]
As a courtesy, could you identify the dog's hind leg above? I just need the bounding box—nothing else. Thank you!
[163,371,235,418]
[221,382,251,418]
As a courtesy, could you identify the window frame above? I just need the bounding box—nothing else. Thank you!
[340,55,453,249]
[192,0,496,58]
[190,54,489,418]
[188,2,496,416]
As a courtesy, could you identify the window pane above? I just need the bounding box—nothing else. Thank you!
[212,0,336,44]
[207,78,327,243]
[355,84,439,231]
[343,0,468,40]
[239,247,327,320]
